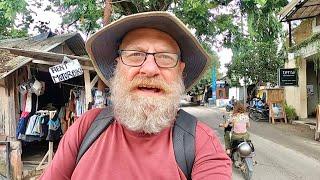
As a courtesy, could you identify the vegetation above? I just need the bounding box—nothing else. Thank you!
[0,0,291,96]
[45,0,233,95]
[225,0,288,87]
[0,0,32,39]
[285,104,297,121]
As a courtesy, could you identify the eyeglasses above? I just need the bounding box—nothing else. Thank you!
[118,50,180,68]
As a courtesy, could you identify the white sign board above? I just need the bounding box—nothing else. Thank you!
[49,58,83,83]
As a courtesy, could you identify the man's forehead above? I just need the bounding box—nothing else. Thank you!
[119,28,180,51]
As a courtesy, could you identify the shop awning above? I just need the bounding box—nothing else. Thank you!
[0,47,94,80]
[0,32,90,80]
[279,0,320,22]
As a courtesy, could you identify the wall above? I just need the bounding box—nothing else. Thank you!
[306,61,318,116]
[216,87,228,99]
[293,19,313,45]
[0,79,7,135]
[312,16,320,34]
[229,87,243,101]
[0,75,22,179]
[285,57,308,118]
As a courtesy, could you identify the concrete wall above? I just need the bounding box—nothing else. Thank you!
[306,61,318,116]
[229,87,244,101]
[285,57,308,118]
[312,16,320,34]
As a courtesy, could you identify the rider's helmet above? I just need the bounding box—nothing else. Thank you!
[238,142,253,156]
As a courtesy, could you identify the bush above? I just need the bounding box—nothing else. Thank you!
[285,104,297,120]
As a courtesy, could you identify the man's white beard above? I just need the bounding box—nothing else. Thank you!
[110,68,185,134]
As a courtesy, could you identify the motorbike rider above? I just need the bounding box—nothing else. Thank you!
[222,102,250,155]
[230,96,235,105]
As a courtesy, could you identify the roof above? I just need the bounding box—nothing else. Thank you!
[280,0,320,22]
[0,32,87,79]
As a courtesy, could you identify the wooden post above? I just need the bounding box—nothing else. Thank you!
[288,21,292,47]
[90,75,99,89]
[316,105,320,141]
[36,141,54,170]
[84,70,92,110]
[48,142,53,163]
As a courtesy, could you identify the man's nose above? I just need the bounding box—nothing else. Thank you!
[139,54,160,77]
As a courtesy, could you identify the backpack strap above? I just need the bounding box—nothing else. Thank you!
[76,106,114,164]
[173,109,197,180]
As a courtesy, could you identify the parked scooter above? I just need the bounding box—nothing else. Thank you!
[248,98,269,122]
[221,115,256,180]
[226,100,234,112]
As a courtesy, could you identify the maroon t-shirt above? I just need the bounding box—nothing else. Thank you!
[40,108,231,180]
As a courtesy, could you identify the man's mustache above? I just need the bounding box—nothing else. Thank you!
[128,77,171,94]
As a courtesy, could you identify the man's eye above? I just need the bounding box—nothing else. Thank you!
[158,54,173,59]
[129,52,145,57]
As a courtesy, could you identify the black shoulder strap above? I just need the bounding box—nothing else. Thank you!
[76,106,114,164]
[173,109,197,180]
[75,108,197,180]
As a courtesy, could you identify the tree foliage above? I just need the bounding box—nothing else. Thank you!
[0,0,31,39]
[225,0,288,87]
[46,0,230,95]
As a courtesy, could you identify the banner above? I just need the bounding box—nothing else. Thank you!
[49,57,83,83]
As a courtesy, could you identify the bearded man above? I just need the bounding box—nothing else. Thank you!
[41,12,231,180]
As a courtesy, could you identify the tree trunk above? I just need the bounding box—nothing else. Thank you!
[98,0,112,91]
[103,0,112,26]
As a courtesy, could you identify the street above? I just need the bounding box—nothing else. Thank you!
[182,106,320,180]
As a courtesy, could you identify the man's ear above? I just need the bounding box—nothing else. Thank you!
[115,57,120,63]
[179,61,185,74]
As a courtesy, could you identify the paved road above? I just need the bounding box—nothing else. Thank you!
[182,106,320,180]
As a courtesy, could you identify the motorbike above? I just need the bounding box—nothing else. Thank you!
[226,100,234,112]
[248,99,269,122]
[221,115,256,180]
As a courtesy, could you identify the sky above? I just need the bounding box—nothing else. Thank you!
[25,0,233,75]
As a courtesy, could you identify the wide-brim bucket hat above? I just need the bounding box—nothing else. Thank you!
[86,11,211,91]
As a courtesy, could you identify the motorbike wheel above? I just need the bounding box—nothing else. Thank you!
[249,111,261,122]
[226,106,231,112]
[242,158,253,180]
[248,111,254,120]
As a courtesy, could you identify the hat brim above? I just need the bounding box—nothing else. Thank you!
[86,11,211,91]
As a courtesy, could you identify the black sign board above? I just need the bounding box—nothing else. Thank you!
[278,68,298,86]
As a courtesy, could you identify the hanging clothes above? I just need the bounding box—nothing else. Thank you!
[24,92,33,113]
[75,89,86,116]
[25,115,40,136]
[46,116,62,141]
[16,116,29,139]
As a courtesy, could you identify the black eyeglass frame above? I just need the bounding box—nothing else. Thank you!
[118,50,181,68]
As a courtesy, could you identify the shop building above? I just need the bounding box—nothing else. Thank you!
[0,32,103,179]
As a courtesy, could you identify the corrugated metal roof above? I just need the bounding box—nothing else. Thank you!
[280,0,320,22]
[0,32,87,79]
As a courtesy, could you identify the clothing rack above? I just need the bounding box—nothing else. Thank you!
[35,110,56,119]
[59,82,85,88]
[36,110,56,170]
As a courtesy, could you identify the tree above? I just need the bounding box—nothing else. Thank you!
[0,0,32,39]
[45,0,232,95]
[225,0,288,87]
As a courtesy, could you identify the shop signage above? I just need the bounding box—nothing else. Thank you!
[49,57,83,83]
[278,68,298,86]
